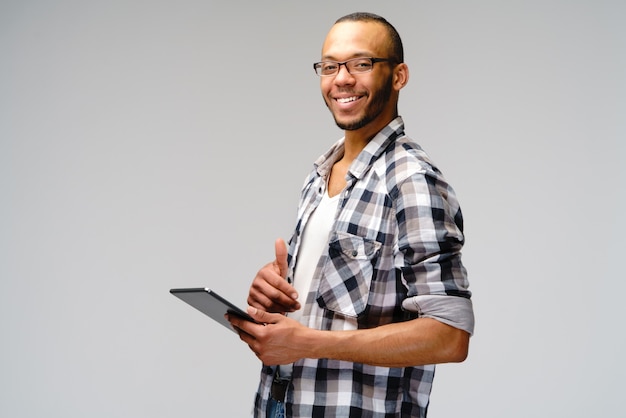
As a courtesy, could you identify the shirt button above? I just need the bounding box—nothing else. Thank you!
[352,250,358,257]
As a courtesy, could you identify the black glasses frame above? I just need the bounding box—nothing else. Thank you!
[313,57,394,76]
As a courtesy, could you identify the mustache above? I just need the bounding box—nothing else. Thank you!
[332,89,366,96]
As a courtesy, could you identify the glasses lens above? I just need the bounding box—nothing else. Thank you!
[347,58,374,73]
[318,62,338,76]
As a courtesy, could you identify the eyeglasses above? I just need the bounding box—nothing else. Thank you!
[313,57,394,76]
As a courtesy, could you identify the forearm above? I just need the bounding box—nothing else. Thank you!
[303,317,470,367]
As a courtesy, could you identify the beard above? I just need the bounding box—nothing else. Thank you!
[330,75,394,131]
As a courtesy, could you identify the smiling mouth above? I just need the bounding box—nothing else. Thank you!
[335,96,361,104]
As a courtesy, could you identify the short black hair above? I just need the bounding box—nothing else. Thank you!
[335,12,404,63]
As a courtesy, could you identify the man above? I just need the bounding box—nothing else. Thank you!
[228,12,474,418]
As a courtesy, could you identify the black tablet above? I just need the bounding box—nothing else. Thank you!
[170,287,258,333]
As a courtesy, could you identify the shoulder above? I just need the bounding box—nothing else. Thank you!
[379,135,443,191]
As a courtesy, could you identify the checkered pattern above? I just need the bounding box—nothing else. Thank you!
[252,117,471,418]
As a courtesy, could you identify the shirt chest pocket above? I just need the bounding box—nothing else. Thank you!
[316,231,382,318]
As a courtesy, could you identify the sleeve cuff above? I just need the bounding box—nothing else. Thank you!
[402,294,475,336]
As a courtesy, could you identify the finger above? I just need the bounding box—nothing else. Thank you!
[272,239,298,302]
[274,238,289,279]
[226,313,258,340]
[247,306,277,324]
[248,289,291,312]
[246,287,275,311]
[246,307,290,338]
[249,279,299,313]
[249,266,300,312]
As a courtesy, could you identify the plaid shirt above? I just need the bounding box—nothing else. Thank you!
[252,117,472,417]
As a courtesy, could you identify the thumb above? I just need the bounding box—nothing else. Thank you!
[247,306,278,324]
[274,238,288,279]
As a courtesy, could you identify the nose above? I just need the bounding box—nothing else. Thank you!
[334,63,355,85]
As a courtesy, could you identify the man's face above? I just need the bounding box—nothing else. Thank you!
[320,21,397,132]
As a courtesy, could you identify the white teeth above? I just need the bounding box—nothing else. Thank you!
[337,96,359,103]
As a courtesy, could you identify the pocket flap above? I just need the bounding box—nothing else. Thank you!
[317,232,381,317]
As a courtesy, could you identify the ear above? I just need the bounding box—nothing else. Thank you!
[392,63,409,91]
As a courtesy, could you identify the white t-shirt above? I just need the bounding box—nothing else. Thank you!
[279,189,339,380]
[289,189,340,324]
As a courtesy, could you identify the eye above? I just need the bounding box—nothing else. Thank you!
[351,59,373,71]
[321,62,339,74]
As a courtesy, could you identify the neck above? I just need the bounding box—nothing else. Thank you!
[342,114,396,162]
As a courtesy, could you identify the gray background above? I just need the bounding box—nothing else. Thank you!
[1,1,624,417]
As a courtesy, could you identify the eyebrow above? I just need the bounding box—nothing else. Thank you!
[321,51,373,61]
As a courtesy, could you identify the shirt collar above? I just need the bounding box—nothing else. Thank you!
[313,116,406,180]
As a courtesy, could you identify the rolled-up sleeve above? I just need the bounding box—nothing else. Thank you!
[402,294,475,335]
[394,163,474,335]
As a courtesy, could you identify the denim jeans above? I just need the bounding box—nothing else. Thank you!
[267,398,285,418]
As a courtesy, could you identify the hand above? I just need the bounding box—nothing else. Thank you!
[247,238,300,314]
[227,307,309,365]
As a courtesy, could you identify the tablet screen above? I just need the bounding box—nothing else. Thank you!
[170,288,257,333]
